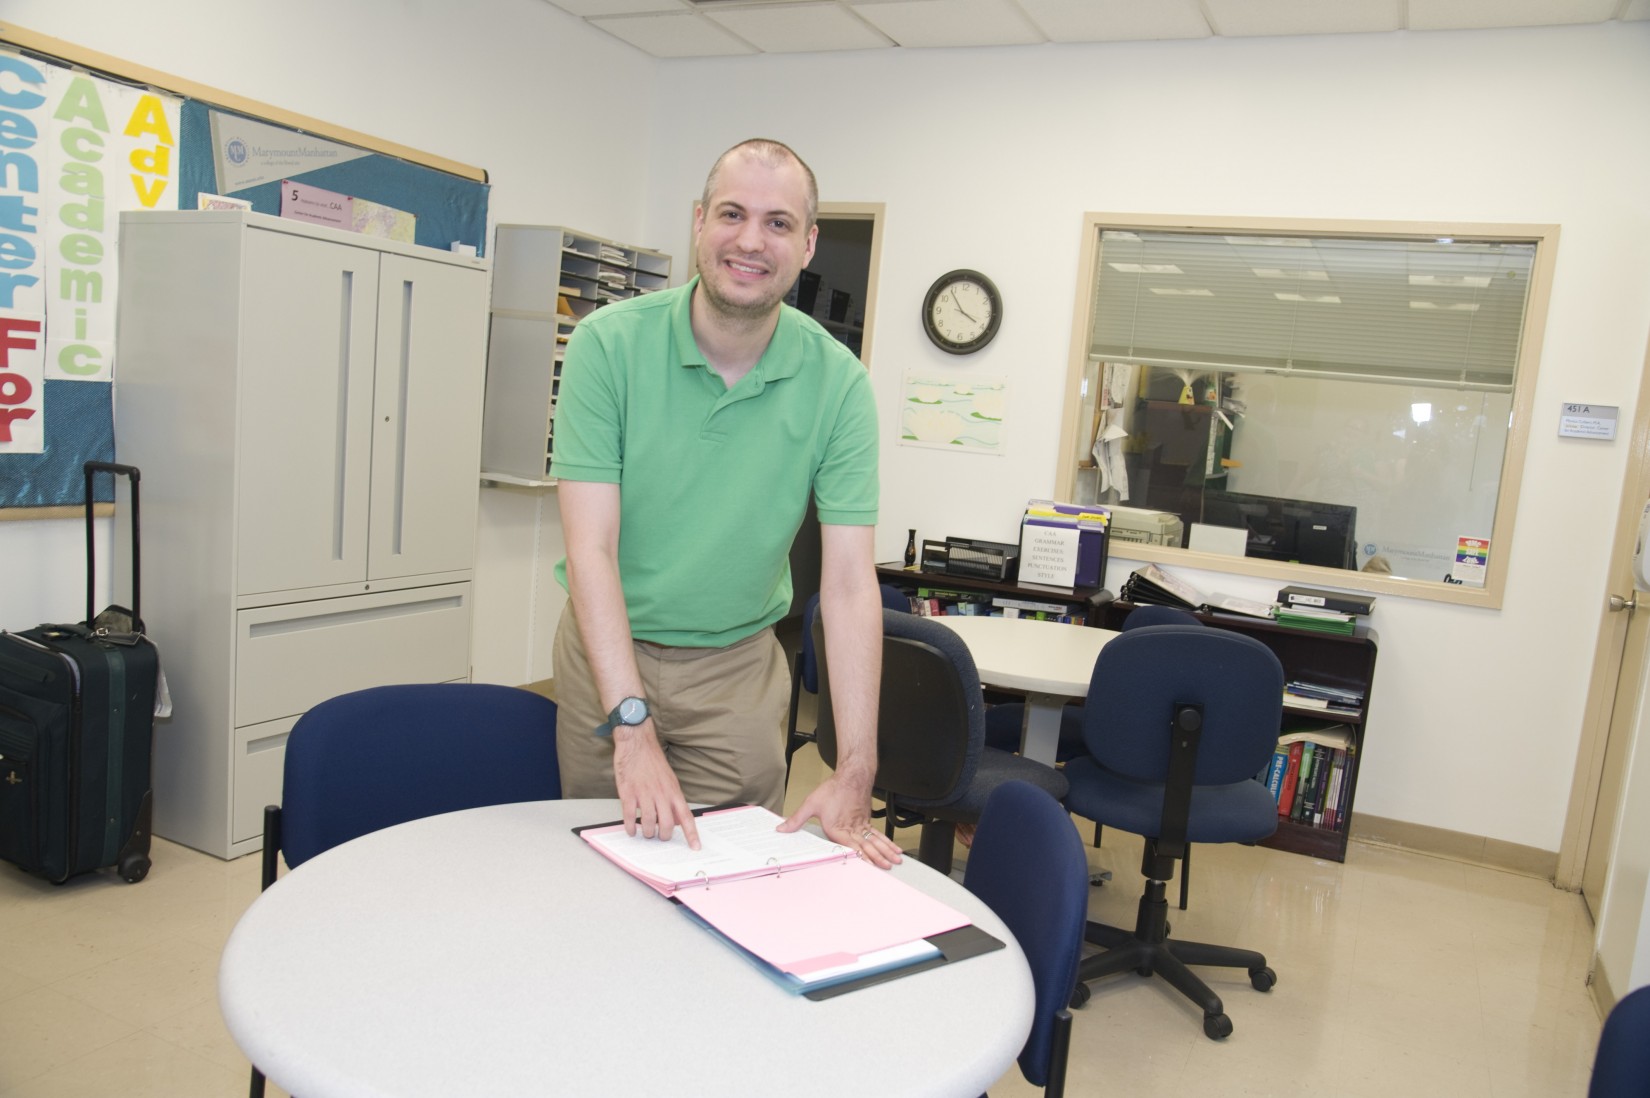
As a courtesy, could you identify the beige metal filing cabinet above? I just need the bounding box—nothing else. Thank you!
[114,210,490,858]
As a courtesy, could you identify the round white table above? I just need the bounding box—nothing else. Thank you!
[928,615,1119,764]
[219,799,1034,1098]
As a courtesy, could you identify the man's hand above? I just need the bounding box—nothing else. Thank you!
[613,726,700,849]
[778,775,902,869]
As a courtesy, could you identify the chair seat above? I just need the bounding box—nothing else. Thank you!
[916,747,1070,821]
[1063,755,1277,845]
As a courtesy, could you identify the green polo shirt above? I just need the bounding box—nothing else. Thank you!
[551,278,879,647]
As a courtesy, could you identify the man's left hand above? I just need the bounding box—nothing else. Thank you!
[777,776,903,869]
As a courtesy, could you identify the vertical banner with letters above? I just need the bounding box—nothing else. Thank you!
[0,49,179,456]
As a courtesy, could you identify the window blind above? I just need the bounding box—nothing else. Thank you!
[1090,230,1535,392]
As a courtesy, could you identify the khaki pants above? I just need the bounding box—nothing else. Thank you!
[552,609,790,814]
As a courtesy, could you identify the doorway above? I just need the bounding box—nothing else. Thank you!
[785,203,885,620]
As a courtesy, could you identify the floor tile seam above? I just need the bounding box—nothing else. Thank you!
[27,924,207,994]
[0,988,144,1088]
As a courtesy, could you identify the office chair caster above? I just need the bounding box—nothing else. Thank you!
[1249,966,1275,992]
[1069,982,1091,1009]
[1203,1012,1233,1040]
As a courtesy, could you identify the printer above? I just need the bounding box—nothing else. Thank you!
[1105,506,1185,548]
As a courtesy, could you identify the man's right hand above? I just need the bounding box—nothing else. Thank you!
[612,725,701,849]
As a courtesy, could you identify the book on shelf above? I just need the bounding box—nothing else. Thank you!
[1275,742,1304,815]
[1120,564,1275,620]
[1277,723,1355,751]
[575,804,1001,997]
[1274,605,1356,635]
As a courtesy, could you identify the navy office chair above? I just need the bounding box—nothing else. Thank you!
[784,584,912,783]
[1063,624,1282,1039]
[985,604,1206,909]
[964,781,1089,1098]
[1591,984,1650,1096]
[249,682,560,1098]
[814,609,1068,875]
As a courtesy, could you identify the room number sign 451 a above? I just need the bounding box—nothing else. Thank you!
[921,269,1002,355]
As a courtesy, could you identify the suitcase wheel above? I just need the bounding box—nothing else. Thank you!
[119,854,151,883]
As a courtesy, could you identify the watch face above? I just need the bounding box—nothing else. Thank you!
[616,697,648,725]
[922,270,1002,354]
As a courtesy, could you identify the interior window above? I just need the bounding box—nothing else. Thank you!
[1058,217,1556,607]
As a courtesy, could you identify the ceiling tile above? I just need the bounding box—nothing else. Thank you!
[706,3,894,51]
[1202,0,1401,38]
[1409,0,1620,31]
[588,12,760,55]
[1016,0,1212,42]
[544,0,686,16]
[850,0,1044,48]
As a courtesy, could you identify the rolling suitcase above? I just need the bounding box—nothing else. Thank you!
[0,462,160,884]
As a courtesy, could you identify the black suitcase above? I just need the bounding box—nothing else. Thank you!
[0,462,159,884]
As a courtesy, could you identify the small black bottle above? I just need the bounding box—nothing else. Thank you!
[904,529,918,568]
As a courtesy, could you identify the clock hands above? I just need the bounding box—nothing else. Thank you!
[948,287,978,324]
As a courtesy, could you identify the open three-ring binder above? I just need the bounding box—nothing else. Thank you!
[575,804,1003,999]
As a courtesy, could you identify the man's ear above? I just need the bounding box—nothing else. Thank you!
[802,223,819,267]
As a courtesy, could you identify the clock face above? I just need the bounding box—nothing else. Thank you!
[922,270,1002,354]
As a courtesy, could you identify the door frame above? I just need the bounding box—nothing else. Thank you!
[1558,330,1650,888]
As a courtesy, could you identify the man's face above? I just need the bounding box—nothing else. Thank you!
[693,152,817,322]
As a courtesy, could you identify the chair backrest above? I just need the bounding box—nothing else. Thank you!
[280,683,561,870]
[1592,984,1650,1096]
[1124,604,1203,630]
[813,608,984,805]
[798,585,912,695]
[1082,624,1283,786]
[964,780,1088,1093]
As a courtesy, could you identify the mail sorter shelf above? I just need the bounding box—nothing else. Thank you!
[1101,601,1379,864]
[481,224,672,485]
[875,564,1113,627]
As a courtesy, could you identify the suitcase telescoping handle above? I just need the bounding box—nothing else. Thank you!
[83,461,141,629]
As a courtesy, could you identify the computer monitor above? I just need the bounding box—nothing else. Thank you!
[1196,490,1358,570]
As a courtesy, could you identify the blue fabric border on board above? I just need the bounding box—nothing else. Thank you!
[0,380,116,508]
[178,102,489,255]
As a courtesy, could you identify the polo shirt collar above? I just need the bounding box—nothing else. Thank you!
[673,276,803,385]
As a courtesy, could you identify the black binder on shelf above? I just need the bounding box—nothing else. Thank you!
[1277,585,1375,616]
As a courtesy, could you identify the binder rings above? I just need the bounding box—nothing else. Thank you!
[575,804,1004,998]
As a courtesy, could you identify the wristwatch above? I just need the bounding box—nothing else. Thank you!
[595,696,650,737]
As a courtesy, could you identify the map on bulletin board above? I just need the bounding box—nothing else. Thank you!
[0,35,489,511]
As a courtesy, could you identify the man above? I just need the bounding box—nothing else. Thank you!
[550,138,901,868]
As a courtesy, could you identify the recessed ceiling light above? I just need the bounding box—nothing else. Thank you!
[1109,263,1183,274]
[1227,236,1311,247]
[1410,301,1480,311]
[1275,293,1341,304]
[1253,268,1329,280]
[1149,287,1213,296]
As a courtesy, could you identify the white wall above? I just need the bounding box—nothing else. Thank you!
[4,8,1648,856]
[643,25,1650,853]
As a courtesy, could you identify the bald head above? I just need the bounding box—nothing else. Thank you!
[702,138,818,230]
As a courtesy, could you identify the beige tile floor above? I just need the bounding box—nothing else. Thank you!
[0,740,1603,1097]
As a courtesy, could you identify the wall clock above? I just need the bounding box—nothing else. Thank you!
[921,269,1002,355]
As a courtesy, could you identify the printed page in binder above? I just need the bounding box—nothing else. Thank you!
[577,804,853,896]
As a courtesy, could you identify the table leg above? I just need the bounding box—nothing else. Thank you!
[1019,693,1065,767]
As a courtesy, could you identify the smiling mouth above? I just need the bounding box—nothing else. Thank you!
[725,258,767,278]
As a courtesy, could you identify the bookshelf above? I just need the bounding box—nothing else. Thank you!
[1101,600,1379,863]
[480,225,672,486]
[875,564,1112,627]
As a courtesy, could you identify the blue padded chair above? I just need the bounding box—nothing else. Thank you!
[986,604,1206,909]
[813,608,1068,875]
[964,781,1089,1098]
[1591,984,1650,1096]
[784,584,912,782]
[249,682,561,1097]
[1063,624,1282,1040]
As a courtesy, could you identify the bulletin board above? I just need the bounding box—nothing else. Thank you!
[0,23,490,515]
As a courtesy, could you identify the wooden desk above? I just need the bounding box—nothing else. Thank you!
[219,800,1034,1098]
[928,615,1118,765]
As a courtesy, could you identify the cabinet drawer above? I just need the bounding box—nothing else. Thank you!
[233,715,296,844]
[235,583,471,727]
